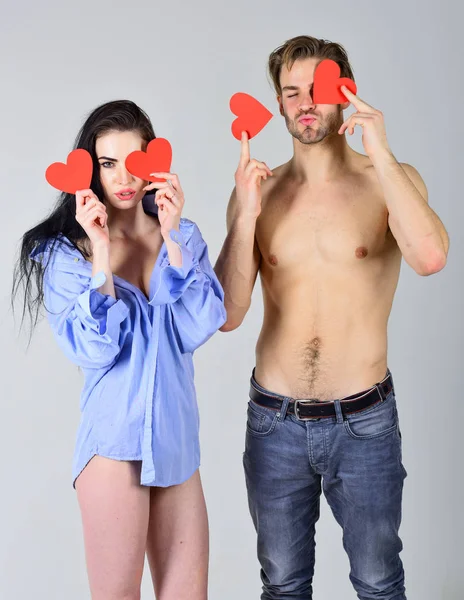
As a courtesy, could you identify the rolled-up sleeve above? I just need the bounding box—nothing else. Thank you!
[150,226,226,353]
[44,267,130,369]
[149,229,197,305]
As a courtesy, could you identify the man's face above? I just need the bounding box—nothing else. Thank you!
[278,57,348,144]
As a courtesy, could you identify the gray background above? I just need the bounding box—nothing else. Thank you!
[1,0,462,598]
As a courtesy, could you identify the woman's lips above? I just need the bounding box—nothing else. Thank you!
[115,190,136,201]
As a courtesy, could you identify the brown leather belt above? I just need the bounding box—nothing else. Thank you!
[249,370,393,420]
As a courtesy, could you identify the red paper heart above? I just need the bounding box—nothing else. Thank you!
[125,138,172,183]
[45,149,93,194]
[312,59,357,104]
[230,93,273,140]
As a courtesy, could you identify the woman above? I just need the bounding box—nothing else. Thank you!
[13,100,226,600]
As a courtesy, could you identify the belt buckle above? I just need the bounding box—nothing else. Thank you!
[294,399,318,421]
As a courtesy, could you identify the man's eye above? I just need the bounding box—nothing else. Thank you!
[288,94,297,98]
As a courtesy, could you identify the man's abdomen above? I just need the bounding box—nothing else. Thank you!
[255,307,389,401]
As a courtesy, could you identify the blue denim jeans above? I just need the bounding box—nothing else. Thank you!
[243,370,407,599]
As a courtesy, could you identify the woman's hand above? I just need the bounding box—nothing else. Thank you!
[75,189,109,249]
[144,173,185,238]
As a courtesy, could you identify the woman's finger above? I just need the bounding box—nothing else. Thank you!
[157,188,183,207]
[156,189,175,203]
[143,182,159,191]
[151,182,174,194]
[75,189,95,207]
[80,198,104,214]
[157,198,177,215]
[151,173,183,195]
[84,207,106,226]
[84,206,105,222]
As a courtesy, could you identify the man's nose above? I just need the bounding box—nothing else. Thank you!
[298,91,316,111]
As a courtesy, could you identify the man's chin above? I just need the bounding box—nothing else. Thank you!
[290,128,320,144]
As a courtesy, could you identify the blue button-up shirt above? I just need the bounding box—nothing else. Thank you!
[30,217,226,488]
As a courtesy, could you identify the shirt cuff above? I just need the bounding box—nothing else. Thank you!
[76,271,130,336]
[149,230,200,305]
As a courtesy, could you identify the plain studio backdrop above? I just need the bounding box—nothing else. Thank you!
[1,0,462,598]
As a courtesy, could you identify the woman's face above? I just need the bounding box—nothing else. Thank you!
[95,129,147,208]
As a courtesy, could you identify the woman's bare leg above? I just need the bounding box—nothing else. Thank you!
[146,469,209,600]
[75,456,150,600]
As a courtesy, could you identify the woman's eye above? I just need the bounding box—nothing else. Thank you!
[101,162,114,168]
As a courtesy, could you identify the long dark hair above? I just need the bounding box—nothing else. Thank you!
[12,99,156,336]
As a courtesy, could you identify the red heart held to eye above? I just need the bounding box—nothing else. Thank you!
[45,149,93,194]
[312,59,357,104]
[230,93,273,140]
[125,138,172,183]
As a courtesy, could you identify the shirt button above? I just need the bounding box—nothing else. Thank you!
[74,257,79,262]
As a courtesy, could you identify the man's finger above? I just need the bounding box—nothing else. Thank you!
[341,86,374,112]
[244,159,272,177]
[239,131,250,167]
[249,168,269,183]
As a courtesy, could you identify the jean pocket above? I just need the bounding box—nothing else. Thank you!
[246,400,279,438]
[344,391,399,440]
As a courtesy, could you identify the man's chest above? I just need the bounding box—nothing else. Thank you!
[256,182,392,271]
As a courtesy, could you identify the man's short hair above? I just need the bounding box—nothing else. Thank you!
[268,35,355,96]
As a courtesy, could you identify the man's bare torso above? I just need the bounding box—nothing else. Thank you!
[254,151,402,401]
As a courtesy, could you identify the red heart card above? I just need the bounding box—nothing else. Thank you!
[125,138,172,183]
[45,149,93,194]
[230,93,273,140]
[312,59,357,104]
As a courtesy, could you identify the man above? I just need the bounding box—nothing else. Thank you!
[214,35,449,600]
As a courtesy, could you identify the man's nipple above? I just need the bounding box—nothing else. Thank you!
[269,254,279,266]
[355,246,368,259]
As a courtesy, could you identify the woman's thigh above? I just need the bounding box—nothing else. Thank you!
[146,469,209,600]
[75,456,150,600]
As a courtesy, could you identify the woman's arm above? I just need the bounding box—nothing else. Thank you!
[44,264,129,370]
[149,225,226,353]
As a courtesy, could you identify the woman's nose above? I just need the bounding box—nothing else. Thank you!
[115,166,134,186]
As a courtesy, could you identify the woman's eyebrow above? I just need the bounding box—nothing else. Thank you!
[98,156,118,161]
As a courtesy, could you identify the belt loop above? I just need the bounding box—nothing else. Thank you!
[375,380,387,402]
[278,397,290,421]
[334,399,344,424]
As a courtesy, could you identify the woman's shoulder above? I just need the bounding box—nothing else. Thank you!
[30,235,75,260]
[29,235,89,278]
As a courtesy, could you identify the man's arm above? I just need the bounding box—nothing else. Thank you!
[374,155,449,275]
[338,85,449,276]
[214,132,272,332]
[214,188,261,332]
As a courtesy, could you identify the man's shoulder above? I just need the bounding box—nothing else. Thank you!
[260,161,290,200]
[364,157,428,203]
